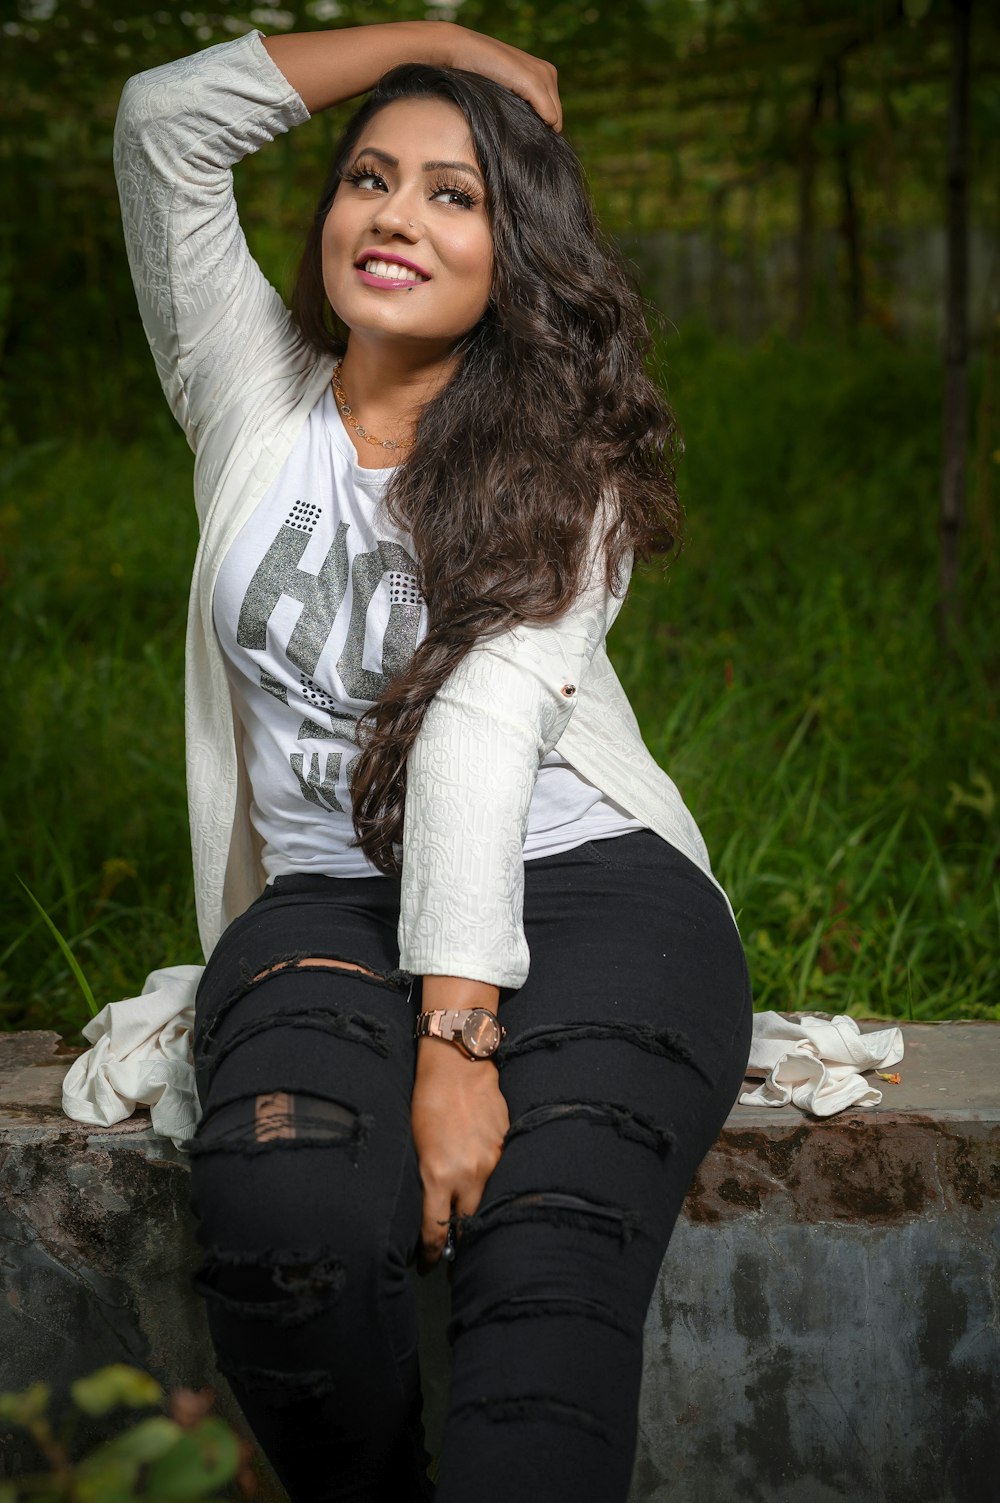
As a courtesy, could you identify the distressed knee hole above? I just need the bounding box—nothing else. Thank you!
[194,954,410,1058]
[448,1292,632,1346]
[459,1189,642,1248]
[253,1089,361,1143]
[244,952,411,993]
[202,1007,392,1084]
[498,1020,711,1083]
[450,1394,615,1445]
[215,1359,341,1403]
[192,1245,346,1328]
[187,1090,372,1160]
[504,1100,675,1156]
[251,955,381,986]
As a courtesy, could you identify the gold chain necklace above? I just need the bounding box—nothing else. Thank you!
[331,357,412,454]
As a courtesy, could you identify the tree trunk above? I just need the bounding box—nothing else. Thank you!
[831,55,865,333]
[794,74,825,339]
[938,0,972,646]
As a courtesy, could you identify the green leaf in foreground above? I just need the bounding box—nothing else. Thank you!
[70,1363,163,1416]
[72,1454,138,1503]
[74,1415,183,1501]
[0,1383,50,1426]
[145,1417,241,1500]
[15,874,98,1019]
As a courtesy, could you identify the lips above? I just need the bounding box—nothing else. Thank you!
[354,249,431,279]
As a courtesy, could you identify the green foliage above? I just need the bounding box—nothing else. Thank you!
[144,1422,240,1501]
[70,1367,164,1419]
[610,325,999,1020]
[1,327,996,1031]
[2,1,998,442]
[0,1364,246,1502]
[0,434,200,1036]
[0,1386,51,1428]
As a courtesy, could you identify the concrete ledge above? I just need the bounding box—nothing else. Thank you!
[1,1021,998,1502]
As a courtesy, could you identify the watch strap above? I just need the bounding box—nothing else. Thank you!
[414,1008,467,1041]
[414,1007,505,1058]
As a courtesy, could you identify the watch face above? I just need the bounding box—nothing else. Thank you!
[462,1009,501,1058]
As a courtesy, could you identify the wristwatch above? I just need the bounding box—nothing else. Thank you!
[414,1007,506,1060]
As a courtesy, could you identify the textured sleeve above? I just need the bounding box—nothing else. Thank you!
[398,514,632,990]
[113,30,311,452]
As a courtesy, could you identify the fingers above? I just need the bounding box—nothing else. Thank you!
[417,1179,452,1276]
[540,61,563,133]
[416,1171,491,1275]
[410,1043,510,1274]
[518,58,562,132]
[511,56,560,132]
[450,26,562,132]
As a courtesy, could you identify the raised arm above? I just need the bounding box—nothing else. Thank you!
[114,31,314,454]
[262,22,561,127]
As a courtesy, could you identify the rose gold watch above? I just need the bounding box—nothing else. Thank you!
[414,1007,506,1060]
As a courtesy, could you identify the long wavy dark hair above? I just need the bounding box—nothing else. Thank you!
[291,62,684,875]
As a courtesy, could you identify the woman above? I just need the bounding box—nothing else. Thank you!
[110,17,753,1503]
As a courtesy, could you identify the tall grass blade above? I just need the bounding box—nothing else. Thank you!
[854,808,910,907]
[15,876,98,1020]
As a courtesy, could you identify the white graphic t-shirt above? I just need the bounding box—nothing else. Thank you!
[213,386,645,879]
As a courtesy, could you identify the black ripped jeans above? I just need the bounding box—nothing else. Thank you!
[186,830,753,1503]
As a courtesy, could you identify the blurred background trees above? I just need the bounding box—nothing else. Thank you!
[3,0,998,441]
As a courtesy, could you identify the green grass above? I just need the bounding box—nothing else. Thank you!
[2,325,997,1041]
[1,435,200,1038]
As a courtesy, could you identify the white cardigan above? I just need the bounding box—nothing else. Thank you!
[63,32,899,1147]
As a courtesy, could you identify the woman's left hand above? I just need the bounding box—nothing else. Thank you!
[411,1036,509,1274]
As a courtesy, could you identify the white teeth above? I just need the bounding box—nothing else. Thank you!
[363,259,425,282]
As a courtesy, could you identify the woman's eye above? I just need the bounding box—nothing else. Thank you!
[432,187,474,208]
[347,167,476,209]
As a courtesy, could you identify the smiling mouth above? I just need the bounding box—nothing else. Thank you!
[355,257,430,287]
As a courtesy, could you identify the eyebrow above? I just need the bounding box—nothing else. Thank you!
[352,146,484,187]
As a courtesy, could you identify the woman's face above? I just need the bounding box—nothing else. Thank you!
[322,98,494,350]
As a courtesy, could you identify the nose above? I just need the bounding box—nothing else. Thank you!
[369,187,423,239]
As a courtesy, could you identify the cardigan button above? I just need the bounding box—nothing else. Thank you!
[561,684,576,697]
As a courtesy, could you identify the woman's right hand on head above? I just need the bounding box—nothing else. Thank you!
[440,24,563,132]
